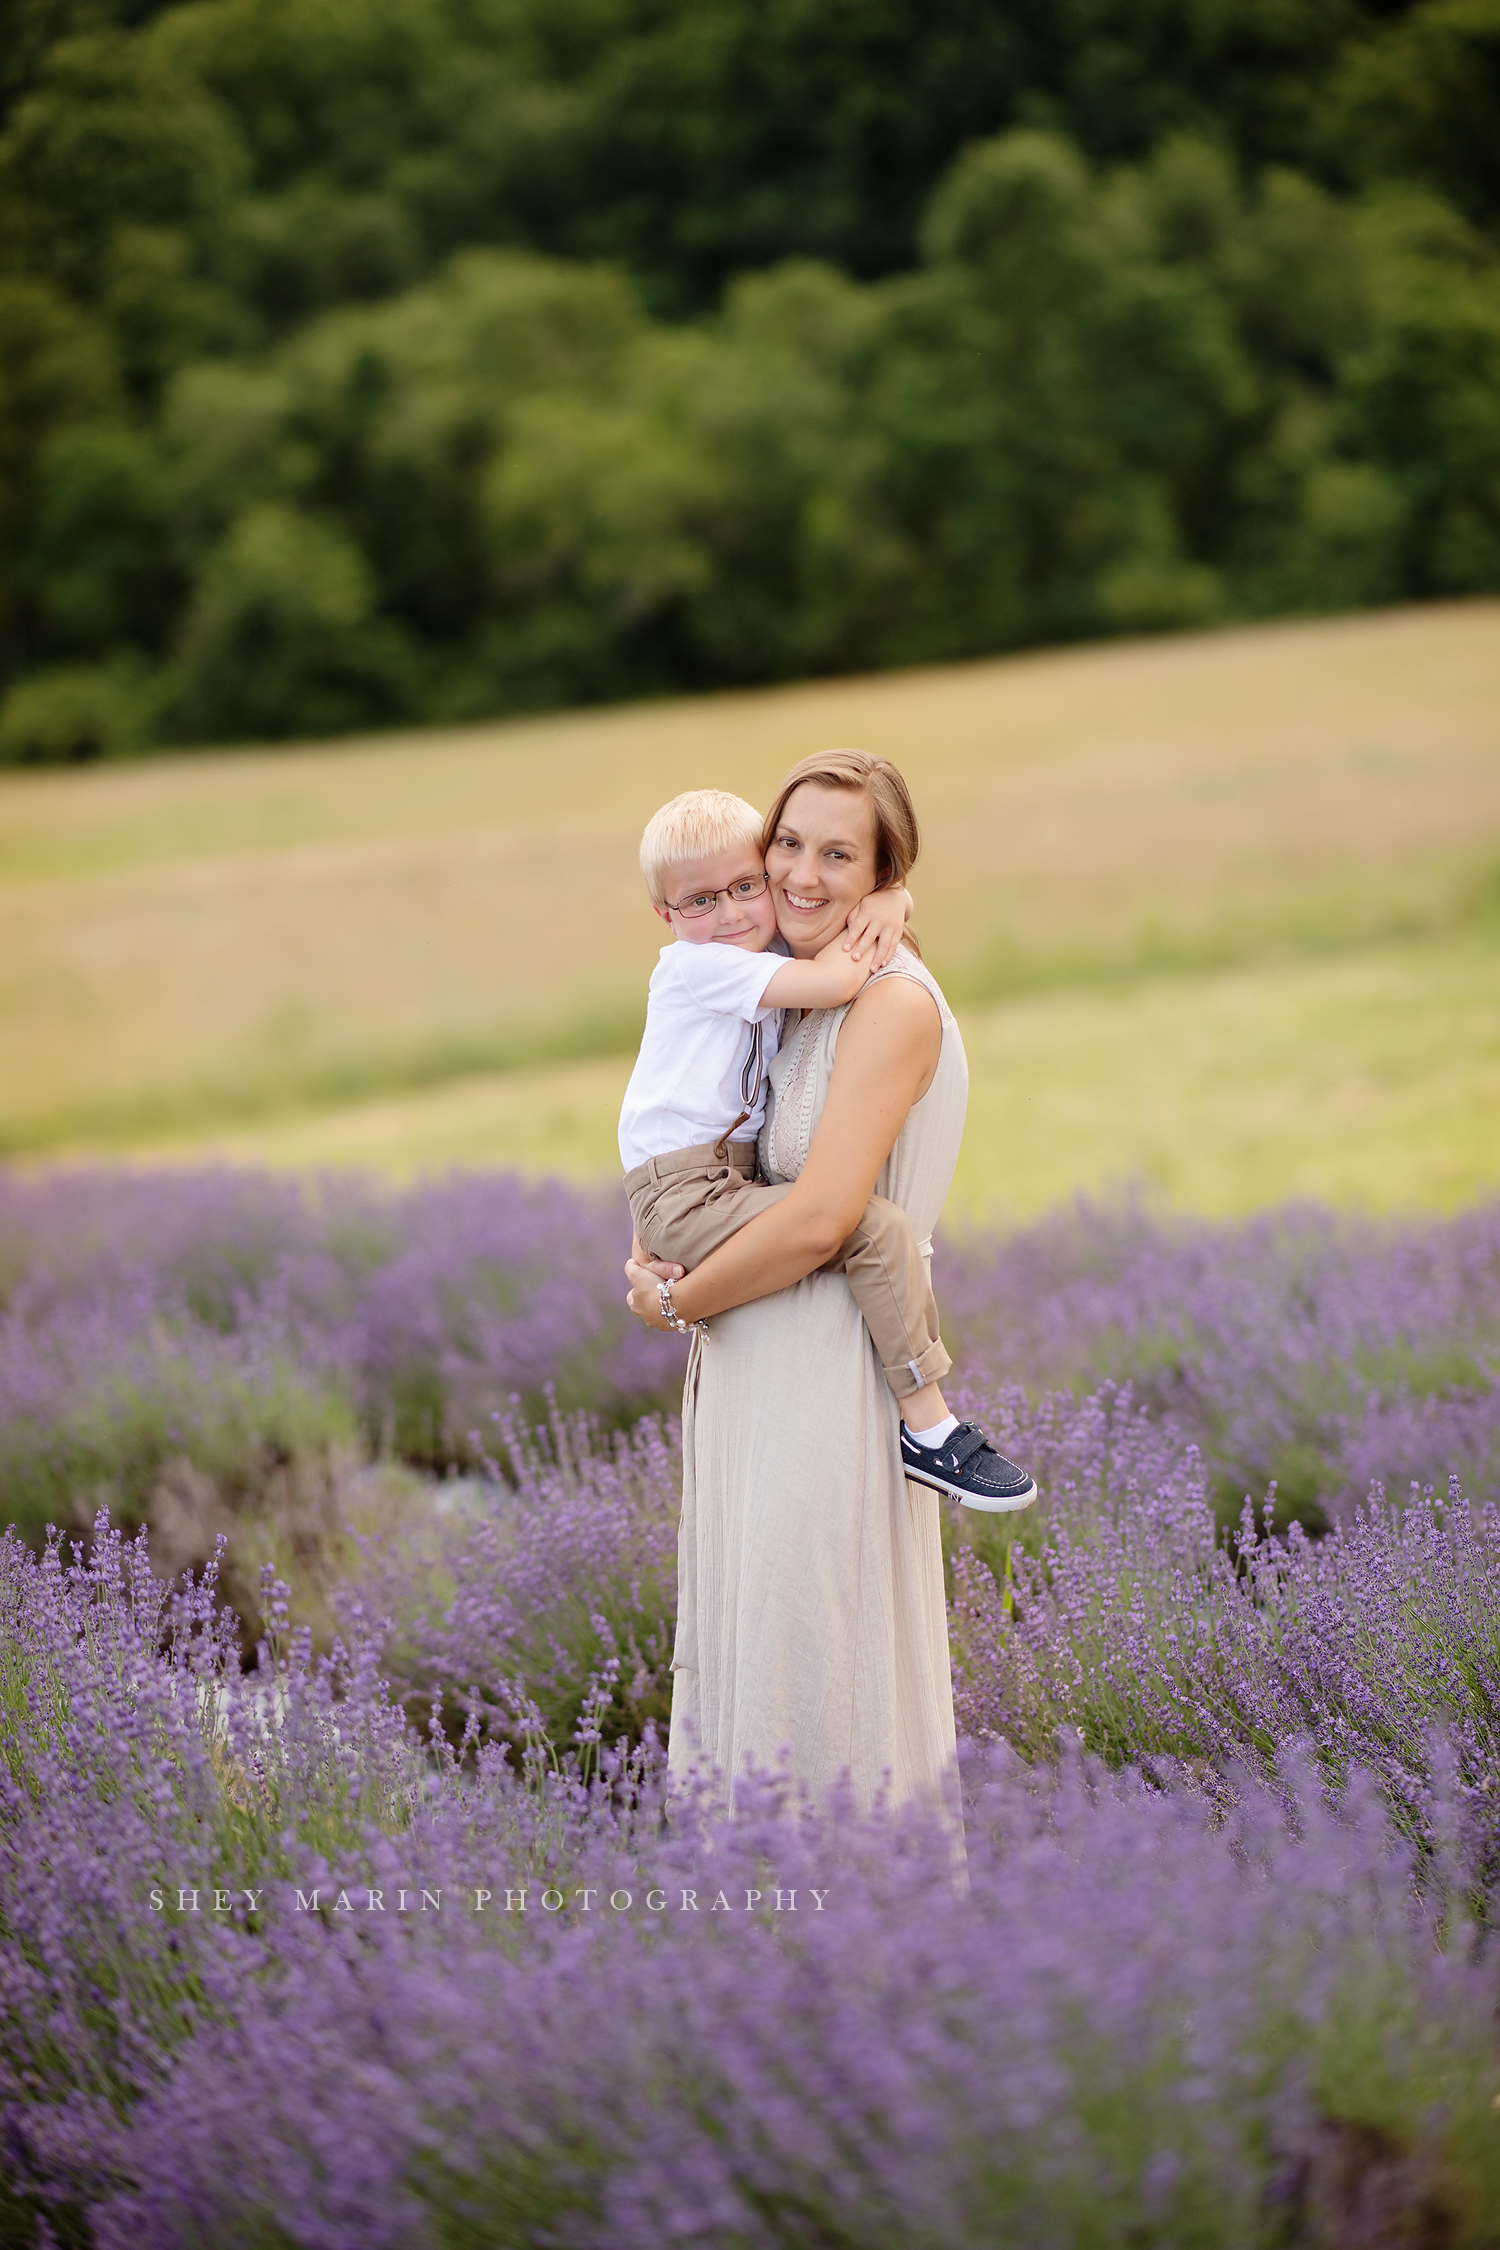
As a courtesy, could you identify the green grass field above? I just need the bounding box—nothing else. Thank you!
[6,601,1499,1217]
[86,932,1500,1220]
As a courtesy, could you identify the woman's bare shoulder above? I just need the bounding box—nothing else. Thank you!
[837,960,942,1069]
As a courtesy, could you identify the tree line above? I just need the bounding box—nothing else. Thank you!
[1,0,1498,758]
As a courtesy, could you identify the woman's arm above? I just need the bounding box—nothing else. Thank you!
[625,974,941,1328]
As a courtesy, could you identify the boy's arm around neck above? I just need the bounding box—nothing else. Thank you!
[760,931,874,1011]
[842,885,912,969]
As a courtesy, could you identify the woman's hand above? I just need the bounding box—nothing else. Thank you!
[625,1252,686,1329]
[625,974,940,1324]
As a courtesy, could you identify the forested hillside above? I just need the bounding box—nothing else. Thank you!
[2,0,1498,758]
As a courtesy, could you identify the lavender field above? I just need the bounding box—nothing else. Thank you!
[4,1167,1500,2245]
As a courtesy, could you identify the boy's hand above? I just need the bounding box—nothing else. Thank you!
[843,886,912,970]
[629,1233,683,1285]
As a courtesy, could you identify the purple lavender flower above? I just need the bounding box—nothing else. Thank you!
[1,1173,1499,2241]
[0,1166,687,1548]
[939,1192,1500,1526]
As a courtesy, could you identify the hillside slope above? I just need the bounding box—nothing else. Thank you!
[5,601,1499,1211]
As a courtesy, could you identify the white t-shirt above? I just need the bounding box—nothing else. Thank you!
[618,938,788,1170]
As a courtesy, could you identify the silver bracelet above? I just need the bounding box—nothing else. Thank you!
[657,1279,708,1338]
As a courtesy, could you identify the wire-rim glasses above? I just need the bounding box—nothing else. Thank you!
[666,872,770,919]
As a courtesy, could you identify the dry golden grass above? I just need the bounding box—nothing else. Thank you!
[83,932,1500,1221]
[99,1052,639,1184]
[952,934,1500,1221]
[3,601,1499,1185]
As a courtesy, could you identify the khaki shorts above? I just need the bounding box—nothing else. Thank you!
[624,1140,949,1399]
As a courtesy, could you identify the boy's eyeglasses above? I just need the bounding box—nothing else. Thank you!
[666,873,769,919]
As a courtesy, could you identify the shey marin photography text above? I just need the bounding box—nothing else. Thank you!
[150,1883,831,1914]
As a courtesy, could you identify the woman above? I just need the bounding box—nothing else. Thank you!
[625,750,973,1813]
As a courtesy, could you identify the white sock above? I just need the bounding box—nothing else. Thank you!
[905,1413,959,1449]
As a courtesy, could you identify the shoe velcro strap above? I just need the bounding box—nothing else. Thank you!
[947,1425,990,1469]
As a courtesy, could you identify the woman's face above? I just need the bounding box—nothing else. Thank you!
[764,783,881,958]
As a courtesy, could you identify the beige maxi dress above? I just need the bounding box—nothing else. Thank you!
[667,948,967,1812]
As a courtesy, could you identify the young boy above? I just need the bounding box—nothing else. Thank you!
[619,789,1036,1513]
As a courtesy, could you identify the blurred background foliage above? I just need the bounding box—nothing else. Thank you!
[1,0,1498,758]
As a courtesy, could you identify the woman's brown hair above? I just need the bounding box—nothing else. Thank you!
[762,748,922,954]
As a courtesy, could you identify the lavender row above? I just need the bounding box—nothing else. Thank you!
[340,1386,1500,1883]
[940,1194,1500,1526]
[949,1382,1500,1878]
[4,1174,1497,1571]
[0,1166,687,1548]
[4,1511,1499,2246]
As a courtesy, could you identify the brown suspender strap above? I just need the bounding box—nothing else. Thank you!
[711,1110,751,1163]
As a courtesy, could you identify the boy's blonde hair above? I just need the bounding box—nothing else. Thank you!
[639,789,765,907]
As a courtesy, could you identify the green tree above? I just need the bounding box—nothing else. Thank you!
[1327,0,1500,224]
[1348,192,1500,593]
[533,0,1418,312]
[22,420,178,654]
[274,250,640,651]
[0,0,179,119]
[0,654,167,761]
[869,132,1241,650]
[482,261,912,696]
[0,276,119,667]
[172,501,410,740]
[0,29,246,302]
